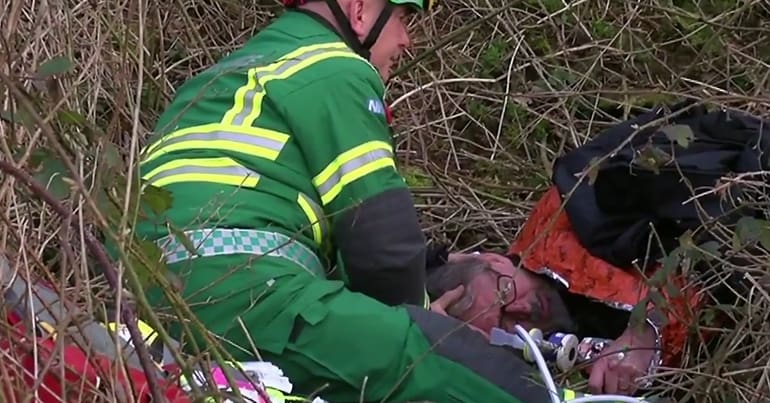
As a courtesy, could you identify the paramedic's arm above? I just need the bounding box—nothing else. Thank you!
[284,68,428,307]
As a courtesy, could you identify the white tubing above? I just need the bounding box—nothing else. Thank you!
[513,324,561,403]
[566,396,649,403]
[512,324,648,403]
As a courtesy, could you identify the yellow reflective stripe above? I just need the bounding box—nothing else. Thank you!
[222,42,350,125]
[222,42,373,127]
[141,123,289,164]
[106,320,159,345]
[313,141,395,205]
[38,321,57,338]
[297,193,325,245]
[563,389,577,400]
[142,157,260,188]
[266,388,311,402]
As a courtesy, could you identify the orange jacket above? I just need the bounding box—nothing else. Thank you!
[507,186,706,367]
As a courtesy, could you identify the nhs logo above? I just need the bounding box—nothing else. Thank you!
[368,99,385,115]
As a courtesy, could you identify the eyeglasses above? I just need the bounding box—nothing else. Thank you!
[495,273,517,329]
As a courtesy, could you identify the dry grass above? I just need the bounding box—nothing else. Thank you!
[1,0,770,402]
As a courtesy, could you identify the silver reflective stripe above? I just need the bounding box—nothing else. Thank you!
[316,148,393,196]
[146,164,260,185]
[153,131,284,153]
[231,46,354,126]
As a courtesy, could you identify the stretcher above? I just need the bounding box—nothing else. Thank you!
[0,253,324,403]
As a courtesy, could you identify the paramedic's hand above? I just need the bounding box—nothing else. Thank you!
[588,324,657,396]
[430,285,465,316]
[430,286,488,338]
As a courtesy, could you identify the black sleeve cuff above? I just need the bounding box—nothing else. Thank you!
[334,187,427,306]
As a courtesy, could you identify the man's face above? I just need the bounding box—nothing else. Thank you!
[450,253,570,335]
[350,1,413,81]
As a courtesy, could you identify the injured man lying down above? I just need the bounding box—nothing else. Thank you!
[426,102,765,398]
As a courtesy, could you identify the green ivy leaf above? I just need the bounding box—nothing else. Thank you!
[678,229,695,250]
[0,108,37,130]
[665,282,682,298]
[649,266,670,287]
[36,56,74,78]
[57,109,88,126]
[629,295,650,330]
[661,124,695,148]
[95,186,121,227]
[141,184,173,216]
[635,145,671,175]
[760,230,770,251]
[734,216,770,250]
[699,241,721,258]
[167,221,197,257]
[660,249,681,275]
[57,109,107,143]
[129,238,168,288]
[28,150,71,200]
[100,140,124,172]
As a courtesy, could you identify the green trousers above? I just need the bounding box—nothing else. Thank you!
[152,255,560,403]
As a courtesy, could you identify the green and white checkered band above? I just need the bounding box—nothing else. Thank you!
[155,228,325,277]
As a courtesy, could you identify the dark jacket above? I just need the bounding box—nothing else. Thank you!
[552,101,770,269]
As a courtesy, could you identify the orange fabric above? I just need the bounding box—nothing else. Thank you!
[507,186,705,367]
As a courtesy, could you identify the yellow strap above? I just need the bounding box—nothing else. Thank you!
[37,321,57,338]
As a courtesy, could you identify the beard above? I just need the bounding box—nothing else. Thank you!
[536,289,579,335]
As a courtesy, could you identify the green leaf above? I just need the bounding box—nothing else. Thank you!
[129,238,168,288]
[28,150,71,200]
[665,282,682,298]
[1,108,37,130]
[649,265,669,287]
[685,240,721,264]
[635,145,671,175]
[661,124,695,148]
[678,229,695,250]
[36,56,74,78]
[650,291,667,311]
[660,249,681,276]
[57,109,107,142]
[100,140,124,172]
[734,216,769,248]
[95,187,121,226]
[57,109,87,126]
[699,241,721,258]
[167,221,197,257]
[760,229,770,251]
[629,296,650,329]
[141,184,174,216]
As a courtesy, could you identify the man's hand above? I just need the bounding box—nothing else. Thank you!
[588,323,657,396]
[429,285,465,316]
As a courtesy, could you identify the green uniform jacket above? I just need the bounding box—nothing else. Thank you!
[137,10,428,308]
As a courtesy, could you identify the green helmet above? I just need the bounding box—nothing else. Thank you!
[283,0,437,60]
[283,0,436,12]
[389,0,436,12]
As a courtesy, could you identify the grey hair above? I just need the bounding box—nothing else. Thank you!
[426,257,490,314]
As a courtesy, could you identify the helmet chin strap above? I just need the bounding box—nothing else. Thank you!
[320,0,394,60]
